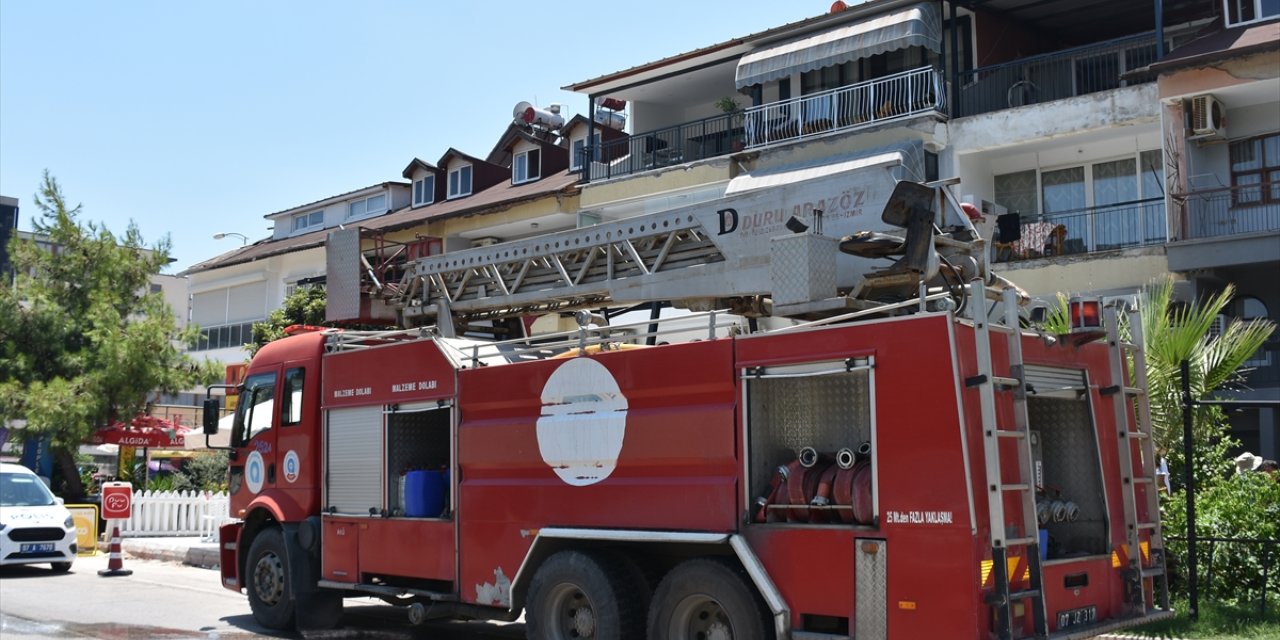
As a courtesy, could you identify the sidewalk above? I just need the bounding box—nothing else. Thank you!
[96,535,220,569]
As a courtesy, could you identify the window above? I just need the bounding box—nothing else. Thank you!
[348,194,387,219]
[292,210,324,232]
[234,372,276,445]
[1229,133,1280,206]
[513,149,541,184]
[1240,296,1272,368]
[1224,0,1280,26]
[413,175,435,207]
[571,134,601,170]
[448,165,472,198]
[194,321,257,351]
[282,368,304,426]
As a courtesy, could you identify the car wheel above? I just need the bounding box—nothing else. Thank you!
[246,528,295,630]
[647,558,773,640]
[50,562,73,573]
[526,550,645,640]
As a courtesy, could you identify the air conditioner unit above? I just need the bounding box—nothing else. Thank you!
[1189,94,1225,139]
[471,237,501,248]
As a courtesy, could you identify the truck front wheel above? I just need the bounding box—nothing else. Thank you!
[526,550,644,640]
[647,558,773,640]
[246,528,295,630]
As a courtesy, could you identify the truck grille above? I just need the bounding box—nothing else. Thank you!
[7,527,68,542]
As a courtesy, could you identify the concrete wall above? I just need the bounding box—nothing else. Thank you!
[947,84,1158,154]
[997,249,1169,298]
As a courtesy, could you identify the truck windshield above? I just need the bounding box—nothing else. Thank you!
[232,372,277,446]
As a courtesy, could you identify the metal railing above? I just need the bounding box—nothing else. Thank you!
[580,67,945,182]
[743,66,945,148]
[1182,184,1280,239]
[1166,534,1280,616]
[956,33,1158,118]
[994,197,1165,263]
[582,111,746,182]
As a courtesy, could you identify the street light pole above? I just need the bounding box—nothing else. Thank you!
[213,232,248,246]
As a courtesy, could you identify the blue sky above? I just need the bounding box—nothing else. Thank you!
[1,1,821,272]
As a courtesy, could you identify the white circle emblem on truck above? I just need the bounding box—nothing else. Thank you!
[245,450,265,494]
[283,450,300,483]
[535,358,629,486]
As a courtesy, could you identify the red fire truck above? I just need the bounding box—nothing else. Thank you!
[205,179,1172,639]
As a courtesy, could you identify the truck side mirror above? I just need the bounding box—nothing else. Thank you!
[203,398,221,435]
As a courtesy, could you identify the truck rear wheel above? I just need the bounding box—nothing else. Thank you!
[526,550,645,640]
[246,528,295,630]
[647,558,773,640]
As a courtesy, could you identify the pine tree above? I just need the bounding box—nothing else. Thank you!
[0,172,220,499]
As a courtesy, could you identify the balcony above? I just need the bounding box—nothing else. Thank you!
[994,197,1165,263]
[1183,185,1280,240]
[583,67,946,183]
[956,34,1158,118]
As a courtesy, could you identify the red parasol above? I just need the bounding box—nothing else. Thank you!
[87,415,192,449]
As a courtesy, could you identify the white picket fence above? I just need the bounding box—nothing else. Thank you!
[117,490,231,539]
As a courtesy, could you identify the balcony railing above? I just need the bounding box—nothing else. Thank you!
[744,66,945,148]
[1183,185,1280,240]
[956,33,1158,118]
[994,197,1165,263]
[580,67,945,183]
[581,111,745,182]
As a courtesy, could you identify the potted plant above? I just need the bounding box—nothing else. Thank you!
[715,96,741,114]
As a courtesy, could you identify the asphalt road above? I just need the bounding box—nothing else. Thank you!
[0,552,524,640]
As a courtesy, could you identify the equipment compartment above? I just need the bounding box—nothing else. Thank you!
[746,362,875,525]
[1027,392,1109,560]
[385,404,451,518]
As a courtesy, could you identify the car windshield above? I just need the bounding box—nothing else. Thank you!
[0,472,57,507]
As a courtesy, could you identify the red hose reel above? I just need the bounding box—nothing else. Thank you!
[755,445,873,524]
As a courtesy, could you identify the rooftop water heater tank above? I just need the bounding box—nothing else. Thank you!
[513,101,565,130]
[593,109,626,130]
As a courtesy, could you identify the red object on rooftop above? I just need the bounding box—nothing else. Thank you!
[87,415,192,449]
[830,1,848,13]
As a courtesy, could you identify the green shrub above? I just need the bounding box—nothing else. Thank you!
[1163,472,1280,609]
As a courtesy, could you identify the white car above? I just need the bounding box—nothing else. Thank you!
[0,462,77,572]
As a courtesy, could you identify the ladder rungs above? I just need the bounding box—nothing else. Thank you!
[1004,536,1038,546]
[1000,483,1033,492]
[988,324,1018,335]
[1141,567,1166,578]
[1121,430,1151,440]
[1124,386,1146,396]
[995,430,1027,439]
[1009,588,1042,601]
[1133,477,1155,484]
[1137,522,1160,531]
[992,376,1021,388]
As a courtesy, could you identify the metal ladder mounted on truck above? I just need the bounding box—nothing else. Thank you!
[968,279,1049,640]
[1102,303,1171,618]
[326,168,1028,333]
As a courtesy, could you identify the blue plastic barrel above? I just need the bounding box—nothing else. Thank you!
[1038,529,1049,560]
[404,470,446,517]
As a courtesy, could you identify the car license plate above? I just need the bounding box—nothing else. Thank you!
[20,543,55,553]
[1056,605,1097,629]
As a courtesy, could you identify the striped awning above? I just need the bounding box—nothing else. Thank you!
[735,2,942,89]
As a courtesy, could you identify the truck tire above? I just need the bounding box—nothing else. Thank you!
[246,528,295,630]
[526,550,645,640]
[647,558,773,640]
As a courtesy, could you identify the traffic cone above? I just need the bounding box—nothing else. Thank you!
[97,526,133,577]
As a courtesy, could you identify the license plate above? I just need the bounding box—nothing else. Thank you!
[1056,605,1097,629]
[20,543,55,553]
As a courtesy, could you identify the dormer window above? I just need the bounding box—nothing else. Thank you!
[348,194,387,220]
[513,149,541,184]
[413,175,435,207]
[448,165,473,199]
[570,134,601,171]
[292,210,324,233]
[1225,0,1279,26]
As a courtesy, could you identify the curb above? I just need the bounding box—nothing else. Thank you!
[95,539,220,569]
